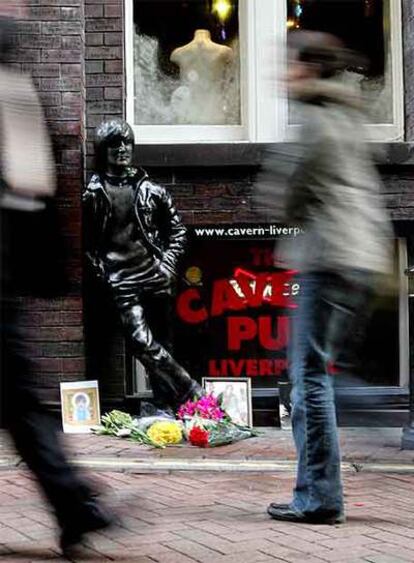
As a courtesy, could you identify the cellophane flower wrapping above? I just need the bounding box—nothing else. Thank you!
[93,392,258,449]
[178,394,258,447]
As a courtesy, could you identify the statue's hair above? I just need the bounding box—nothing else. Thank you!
[94,118,135,172]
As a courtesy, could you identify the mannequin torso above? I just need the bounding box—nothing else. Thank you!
[170,30,234,124]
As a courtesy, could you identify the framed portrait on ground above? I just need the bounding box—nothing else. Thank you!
[60,380,100,434]
[202,377,252,427]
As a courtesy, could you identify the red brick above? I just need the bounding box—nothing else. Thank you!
[41,49,82,63]
[104,32,123,46]
[86,73,122,86]
[86,32,104,46]
[42,21,81,35]
[19,22,42,34]
[104,86,122,100]
[104,4,122,17]
[30,7,61,20]
[60,6,82,21]
[88,100,123,114]
[86,18,122,32]
[85,3,104,18]
[88,87,104,101]
[19,34,61,49]
[61,149,82,166]
[12,49,41,63]
[104,59,122,73]
[23,63,61,77]
[39,91,61,107]
[86,45,122,60]
[86,60,104,74]
[62,35,83,50]
[61,63,83,76]
[41,76,82,91]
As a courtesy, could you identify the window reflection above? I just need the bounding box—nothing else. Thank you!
[287,0,392,124]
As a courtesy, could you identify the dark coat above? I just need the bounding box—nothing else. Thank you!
[82,167,187,280]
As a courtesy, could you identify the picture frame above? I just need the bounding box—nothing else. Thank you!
[60,380,100,434]
[202,377,253,427]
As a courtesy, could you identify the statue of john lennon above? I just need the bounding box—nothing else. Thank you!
[83,118,202,412]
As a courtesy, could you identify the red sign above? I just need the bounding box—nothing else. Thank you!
[174,237,299,383]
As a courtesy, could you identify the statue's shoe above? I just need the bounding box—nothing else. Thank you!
[179,381,204,405]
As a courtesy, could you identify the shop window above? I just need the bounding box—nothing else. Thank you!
[125,0,403,143]
[132,1,240,126]
[128,231,409,399]
[286,0,404,139]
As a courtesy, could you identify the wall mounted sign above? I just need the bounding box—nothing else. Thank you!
[173,225,400,390]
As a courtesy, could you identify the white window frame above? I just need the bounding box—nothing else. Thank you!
[125,0,404,144]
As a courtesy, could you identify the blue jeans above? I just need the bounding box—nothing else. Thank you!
[289,271,371,517]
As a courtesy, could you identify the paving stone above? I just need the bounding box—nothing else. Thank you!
[364,556,414,563]
[0,470,414,562]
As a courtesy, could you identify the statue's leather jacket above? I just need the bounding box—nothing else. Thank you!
[83,167,187,281]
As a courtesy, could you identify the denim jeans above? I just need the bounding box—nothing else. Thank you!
[289,271,372,517]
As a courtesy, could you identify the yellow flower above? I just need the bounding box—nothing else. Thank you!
[147,421,183,446]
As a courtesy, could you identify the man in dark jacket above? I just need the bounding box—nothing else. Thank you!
[83,118,201,411]
[0,15,113,556]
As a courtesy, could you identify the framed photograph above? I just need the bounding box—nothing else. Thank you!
[60,380,100,434]
[202,377,253,427]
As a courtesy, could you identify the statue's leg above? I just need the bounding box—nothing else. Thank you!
[118,300,200,408]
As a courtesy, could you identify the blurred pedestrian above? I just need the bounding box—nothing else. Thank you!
[0,16,113,553]
[266,31,393,524]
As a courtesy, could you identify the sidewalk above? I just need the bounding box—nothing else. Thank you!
[1,428,414,562]
[1,427,413,472]
[1,468,414,562]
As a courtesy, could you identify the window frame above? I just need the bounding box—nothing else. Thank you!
[125,0,404,144]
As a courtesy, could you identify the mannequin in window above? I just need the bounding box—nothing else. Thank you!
[170,29,234,124]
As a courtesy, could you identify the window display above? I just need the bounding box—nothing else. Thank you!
[133,0,240,126]
[126,0,402,142]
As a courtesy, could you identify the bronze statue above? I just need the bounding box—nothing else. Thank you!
[83,118,201,412]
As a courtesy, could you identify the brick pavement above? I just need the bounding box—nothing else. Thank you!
[1,428,414,468]
[0,469,414,562]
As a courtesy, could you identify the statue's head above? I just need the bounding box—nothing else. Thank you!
[94,118,135,175]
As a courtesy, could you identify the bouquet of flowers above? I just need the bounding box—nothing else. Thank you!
[178,394,258,447]
[92,392,258,449]
[93,410,183,448]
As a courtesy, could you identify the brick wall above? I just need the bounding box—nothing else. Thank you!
[85,0,414,406]
[81,1,414,405]
[85,0,123,172]
[10,1,86,403]
[83,0,125,402]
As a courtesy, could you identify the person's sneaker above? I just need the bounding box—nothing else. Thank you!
[267,503,345,525]
[60,500,114,556]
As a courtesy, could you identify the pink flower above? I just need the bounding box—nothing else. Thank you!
[177,394,226,421]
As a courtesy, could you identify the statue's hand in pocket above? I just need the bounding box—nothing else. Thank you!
[158,261,176,286]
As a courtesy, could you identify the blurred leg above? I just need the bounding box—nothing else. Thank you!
[1,307,97,528]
